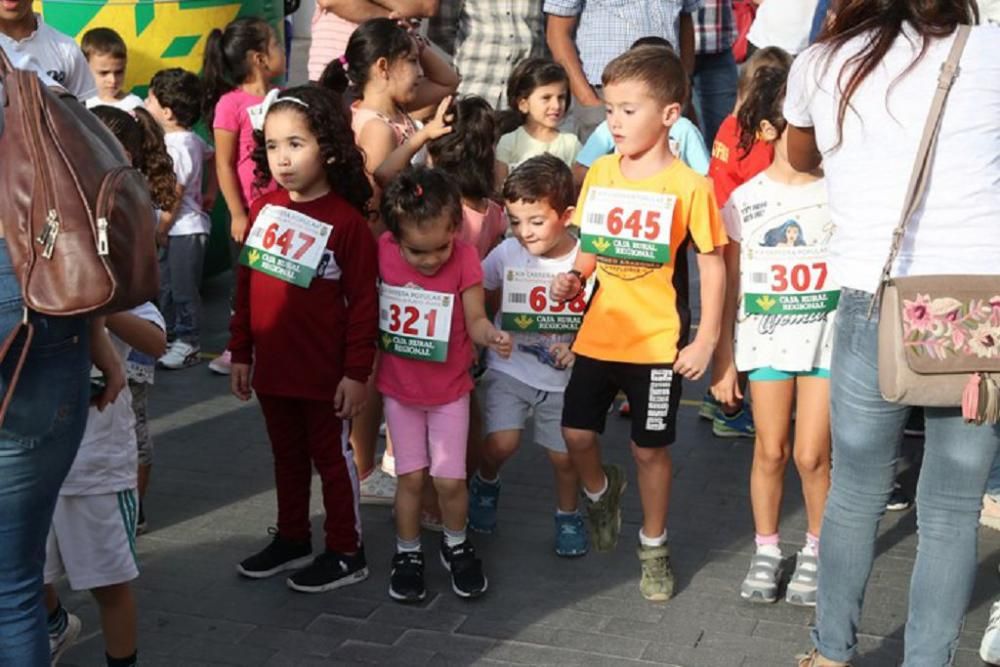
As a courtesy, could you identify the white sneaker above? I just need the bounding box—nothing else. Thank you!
[158,339,201,369]
[49,611,81,666]
[982,599,1000,665]
[359,466,396,505]
[208,349,232,375]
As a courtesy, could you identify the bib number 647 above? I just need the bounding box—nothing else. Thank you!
[261,222,316,261]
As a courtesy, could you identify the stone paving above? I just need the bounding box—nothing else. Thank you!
[56,38,1000,667]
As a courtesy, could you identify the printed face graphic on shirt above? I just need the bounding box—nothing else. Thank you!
[761,220,807,248]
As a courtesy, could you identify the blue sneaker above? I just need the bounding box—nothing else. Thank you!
[712,408,756,438]
[468,474,500,533]
[699,392,720,421]
[554,512,588,557]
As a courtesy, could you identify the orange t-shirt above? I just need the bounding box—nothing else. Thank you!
[572,155,727,365]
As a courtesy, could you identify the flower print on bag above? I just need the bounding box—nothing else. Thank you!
[903,293,1000,360]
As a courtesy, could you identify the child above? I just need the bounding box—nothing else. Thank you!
[321,18,458,507]
[229,86,378,593]
[88,105,179,539]
[377,166,512,603]
[44,304,165,667]
[550,46,727,602]
[146,68,217,371]
[495,58,582,181]
[710,65,833,607]
[81,27,143,111]
[468,154,587,557]
[203,17,285,375]
[572,38,710,188]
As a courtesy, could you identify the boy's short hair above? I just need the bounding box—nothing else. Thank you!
[602,45,687,107]
[737,46,793,98]
[149,68,203,129]
[81,27,128,61]
[502,154,575,215]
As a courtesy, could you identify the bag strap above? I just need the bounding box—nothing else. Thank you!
[0,309,35,428]
[869,25,971,317]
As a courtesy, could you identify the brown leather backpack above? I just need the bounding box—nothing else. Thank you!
[0,47,158,419]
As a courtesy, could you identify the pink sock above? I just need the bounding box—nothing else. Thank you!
[755,532,780,547]
[806,533,820,554]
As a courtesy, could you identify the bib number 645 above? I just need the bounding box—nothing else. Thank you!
[606,207,661,241]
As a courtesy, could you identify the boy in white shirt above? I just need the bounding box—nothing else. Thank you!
[468,155,588,557]
[144,68,217,370]
[45,304,166,667]
[81,28,143,111]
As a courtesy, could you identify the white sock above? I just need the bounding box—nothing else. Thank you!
[476,471,499,485]
[583,475,609,503]
[639,529,667,547]
[396,536,421,553]
[555,508,579,517]
[380,454,396,477]
[444,526,466,548]
[755,543,782,559]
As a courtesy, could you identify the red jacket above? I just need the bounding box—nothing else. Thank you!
[708,114,774,207]
[229,189,378,400]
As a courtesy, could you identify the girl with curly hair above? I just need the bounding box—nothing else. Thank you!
[228,85,380,593]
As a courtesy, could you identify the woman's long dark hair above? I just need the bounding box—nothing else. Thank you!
[819,0,978,142]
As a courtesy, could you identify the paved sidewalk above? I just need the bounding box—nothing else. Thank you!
[53,271,1000,667]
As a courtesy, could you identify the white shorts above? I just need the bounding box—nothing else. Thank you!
[45,490,139,590]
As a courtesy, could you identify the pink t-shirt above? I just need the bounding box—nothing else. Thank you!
[376,232,482,406]
[213,88,277,208]
[460,200,507,260]
[308,7,356,82]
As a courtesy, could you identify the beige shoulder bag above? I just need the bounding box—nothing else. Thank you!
[875,25,1000,424]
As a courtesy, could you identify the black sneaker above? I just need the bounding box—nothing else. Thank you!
[237,530,313,579]
[439,537,487,599]
[388,551,426,603]
[886,484,913,511]
[287,549,369,593]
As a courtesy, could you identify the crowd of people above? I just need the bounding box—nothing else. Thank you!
[0,0,999,666]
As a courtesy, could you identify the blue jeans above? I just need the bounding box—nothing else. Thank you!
[988,449,1000,498]
[692,50,738,149]
[813,288,1000,666]
[0,240,90,665]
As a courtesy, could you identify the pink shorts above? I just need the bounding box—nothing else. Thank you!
[383,394,470,479]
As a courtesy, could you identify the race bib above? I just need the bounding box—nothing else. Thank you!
[239,205,332,287]
[500,268,591,333]
[379,285,454,363]
[744,256,840,315]
[580,187,675,264]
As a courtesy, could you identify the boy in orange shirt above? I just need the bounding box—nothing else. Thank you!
[551,45,727,602]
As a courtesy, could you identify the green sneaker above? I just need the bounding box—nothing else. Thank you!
[637,542,674,602]
[583,464,626,552]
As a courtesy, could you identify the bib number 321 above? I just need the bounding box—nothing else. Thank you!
[379,285,454,363]
[580,187,674,264]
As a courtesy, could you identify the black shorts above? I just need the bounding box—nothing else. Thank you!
[561,355,682,448]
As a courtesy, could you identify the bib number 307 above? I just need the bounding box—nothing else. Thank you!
[379,285,454,363]
[580,187,674,264]
[745,260,839,315]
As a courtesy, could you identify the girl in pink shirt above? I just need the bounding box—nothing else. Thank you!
[377,167,511,604]
[202,17,285,373]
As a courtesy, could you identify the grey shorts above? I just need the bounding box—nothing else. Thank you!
[480,369,566,453]
[129,380,153,466]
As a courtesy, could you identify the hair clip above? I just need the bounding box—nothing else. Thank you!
[414,184,423,198]
[338,54,348,71]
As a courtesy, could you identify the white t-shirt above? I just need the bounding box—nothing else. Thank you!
[496,127,582,170]
[60,302,165,496]
[0,46,57,137]
[482,237,579,393]
[164,131,214,236]
[0,15,96,99]
[746,0,820,54]
[980,0,1000,23]
[784,24,1000,294]
[85,94,144,112]
[723,174,836,373]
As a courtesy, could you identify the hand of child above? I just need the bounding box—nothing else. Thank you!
[550,272,581,304]
[203,193,216,213]
[548,342,575,369]
[488,329,513,359]
[155,224,170,248]
[230,213,249,244]
[418,97,453,143]
[231,363,253,401]
[674,339,713,381]
[334,377,367,419]
[90,326,125,412]
[709,360,743,407]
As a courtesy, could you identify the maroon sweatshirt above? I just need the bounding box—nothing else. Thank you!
[229,189,378,400]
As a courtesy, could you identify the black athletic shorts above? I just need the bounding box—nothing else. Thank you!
[561,354,682,448]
